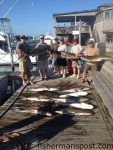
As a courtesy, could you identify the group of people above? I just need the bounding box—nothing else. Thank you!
[16,35,99,85]
[50,36,99,82]
[16,35,50,85]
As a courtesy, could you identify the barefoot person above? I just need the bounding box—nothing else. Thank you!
[16,35,33,85]
[82,40,99,83]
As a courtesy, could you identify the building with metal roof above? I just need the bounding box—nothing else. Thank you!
[53,3,113,49]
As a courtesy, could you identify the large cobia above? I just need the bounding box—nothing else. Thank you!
[61,51,81,59]
[81,56,110,62]
[61,52,110,62]
[29,44,51,56]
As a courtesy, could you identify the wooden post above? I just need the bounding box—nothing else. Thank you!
[7,34,15,71]
[54,17,57,35]
[79,20,82,45]
[75,16,76,26]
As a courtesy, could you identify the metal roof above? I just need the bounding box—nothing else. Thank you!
[53,9,97,17]
[53,9,97,22]
[98,3,113,9]
[103,29,113,33]
[0,35,5,41]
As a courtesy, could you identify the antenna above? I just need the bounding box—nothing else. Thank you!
[3,0,19,18]
[0,0,6,5]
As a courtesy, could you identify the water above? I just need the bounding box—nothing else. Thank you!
[0,65,37,73]
[0,65,19,73]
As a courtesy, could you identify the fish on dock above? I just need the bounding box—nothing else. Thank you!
[22,97,51,102]
[54,97,89,103]
[28,87,59,92]
[64,102,94,110]
[59,91,88,98]
[55,110,92,116]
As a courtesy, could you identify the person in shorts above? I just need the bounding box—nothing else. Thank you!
[71,38,83,79]
[57,38,67,78]
[16,35,33,85]
[82,40,99,83]
[35,35,50,80]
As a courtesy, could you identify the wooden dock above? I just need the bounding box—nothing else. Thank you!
[0,73,113,150]
[0,75,8,104]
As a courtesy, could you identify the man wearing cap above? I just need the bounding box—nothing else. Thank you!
[35,35,50,80]
[16,35,33,85]
[71,38,83,79]
[82,39,99,83]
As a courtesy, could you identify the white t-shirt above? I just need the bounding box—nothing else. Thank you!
[71,44,83,55]
[58,44,67,52]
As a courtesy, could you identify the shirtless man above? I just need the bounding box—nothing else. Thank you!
[82,40,99,83]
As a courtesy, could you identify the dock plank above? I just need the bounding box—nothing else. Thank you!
[0,76,113,149]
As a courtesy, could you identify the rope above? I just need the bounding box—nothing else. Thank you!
[0,0,6,5]
[4,0,19,17]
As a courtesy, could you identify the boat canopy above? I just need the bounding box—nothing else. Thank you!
[0,48,7,54]
[0,35,5,41]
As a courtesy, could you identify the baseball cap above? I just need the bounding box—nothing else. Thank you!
[40,35,44,39]
[54,37,58,40]
[59,37,64,41]
[20,35,26,39]
[88,40,95,44]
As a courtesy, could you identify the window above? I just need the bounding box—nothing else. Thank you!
[106,33,113,43]
[96,12,103,22]
[111,10,113,19]
[105,11,110,19]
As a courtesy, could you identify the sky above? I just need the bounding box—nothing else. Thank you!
[0,0,113,36]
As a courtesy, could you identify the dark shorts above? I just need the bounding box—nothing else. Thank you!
[56,58,67,67]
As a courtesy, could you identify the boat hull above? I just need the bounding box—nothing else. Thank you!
[0,53,37,65]
[0,75,8,103]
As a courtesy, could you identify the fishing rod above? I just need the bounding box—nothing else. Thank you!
[3,0,19,17]
[0,0,6,5]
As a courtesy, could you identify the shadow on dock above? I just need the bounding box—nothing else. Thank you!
[0,114,76,149]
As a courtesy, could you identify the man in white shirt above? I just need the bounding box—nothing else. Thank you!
[57,38,67,78]
[71,38,83,79]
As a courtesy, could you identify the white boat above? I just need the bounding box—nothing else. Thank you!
[0,18,37,65]
[44,35,54,45]
[0,34,37,65]
[0,50,37,65]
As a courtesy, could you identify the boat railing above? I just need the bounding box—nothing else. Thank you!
[54,25,90,34]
